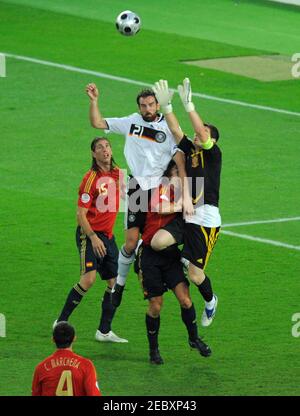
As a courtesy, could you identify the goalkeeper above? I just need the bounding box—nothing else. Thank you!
[152,79,222,328]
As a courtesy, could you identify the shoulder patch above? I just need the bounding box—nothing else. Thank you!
[81,193,91,203]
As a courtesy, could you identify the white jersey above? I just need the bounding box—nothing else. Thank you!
[105,113,178,190]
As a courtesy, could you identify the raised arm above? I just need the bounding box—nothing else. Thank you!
[178,78,210,144]
[152,80,183,143]
[152,79,194,217]
[86,83,108,129]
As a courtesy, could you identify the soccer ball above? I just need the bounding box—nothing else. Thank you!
[115,10,141,36]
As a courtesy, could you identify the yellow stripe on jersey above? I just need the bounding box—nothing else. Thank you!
[200,151,204,168]
[193,189,203,205]
[84,171,96,193]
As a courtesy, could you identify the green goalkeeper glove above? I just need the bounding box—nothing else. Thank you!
[178,78,195,112]
[152,79,174,114]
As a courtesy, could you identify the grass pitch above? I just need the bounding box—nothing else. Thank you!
[0,0,300,396]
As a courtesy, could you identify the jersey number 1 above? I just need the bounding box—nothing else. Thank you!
[56,370,74,396]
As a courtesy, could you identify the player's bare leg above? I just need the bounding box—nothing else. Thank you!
[150,229,176,251]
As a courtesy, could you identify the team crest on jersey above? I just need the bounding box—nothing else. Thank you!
[155,131,166,143]
[128,214,136,223]
[191,154,199,168]
[81,193,91,203]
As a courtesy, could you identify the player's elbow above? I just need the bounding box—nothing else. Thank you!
[91,120,103,129]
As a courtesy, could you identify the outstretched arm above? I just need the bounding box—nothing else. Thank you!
[86,83,108,129]
[152,80,184,144]
[178,78,211,145]
[152,79,194,217]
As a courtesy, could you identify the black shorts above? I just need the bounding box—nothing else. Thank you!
[135,244,189,300]
[182,223,220,270]
[76,226,118,280]
[162,215,185,246]
[126,176,152,231]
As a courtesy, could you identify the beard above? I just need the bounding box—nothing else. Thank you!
[142,112,158,122]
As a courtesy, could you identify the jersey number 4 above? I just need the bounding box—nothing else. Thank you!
[56,370,74,396]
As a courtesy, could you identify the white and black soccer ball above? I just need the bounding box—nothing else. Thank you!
[115,10,141,36]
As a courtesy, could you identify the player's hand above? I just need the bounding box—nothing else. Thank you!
[86,83,99,101]
[152,80,174,114]
[90,234,107,258]
[182,194,194,218]
[178,78,195,112]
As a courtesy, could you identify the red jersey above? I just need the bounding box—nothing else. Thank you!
[142,184,177,245]
[32,349,101,396]
[78,167,122,238]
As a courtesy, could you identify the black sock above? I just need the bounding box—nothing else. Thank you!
[181,304,198,341]
[158,244,181,261]
[58,283,87,321]
[197,275,213,302]
[99,287,117,334]
[146,314,160,351]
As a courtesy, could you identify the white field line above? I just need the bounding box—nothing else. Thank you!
[221,230,300,251]
[223,216,300,228]
[3,52,300,118]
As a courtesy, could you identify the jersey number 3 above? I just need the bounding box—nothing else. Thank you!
[56,370,74,396]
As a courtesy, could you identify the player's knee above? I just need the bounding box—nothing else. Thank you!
[148,299,162,317]
[150,234,163,251]
[124,237,138,254]
[80,270,97,290]
[80,277,94,290]
[188,267,205,286]
[151,231,173,251]
[179,296,192,309]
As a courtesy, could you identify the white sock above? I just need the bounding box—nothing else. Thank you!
[116,275,127,286]
[205,295,216,310]
[116,245,135,286]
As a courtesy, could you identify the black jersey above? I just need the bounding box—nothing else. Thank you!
[178,136,222,207]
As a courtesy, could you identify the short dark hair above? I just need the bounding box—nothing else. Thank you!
[53,322,75,349]
[204,123,220,142]
[90,137,117,171]
[136,89,158,105]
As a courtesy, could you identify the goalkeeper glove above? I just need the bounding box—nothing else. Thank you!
[178,78,195,112]
[152,79,174,114]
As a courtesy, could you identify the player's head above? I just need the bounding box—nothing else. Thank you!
[204,123,220,142]
[136,89,159,122]
[194,123,220,148]
[91,137,116,171]
[53,322,75,349]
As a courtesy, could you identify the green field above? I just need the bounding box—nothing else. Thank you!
[0,0,300,396]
